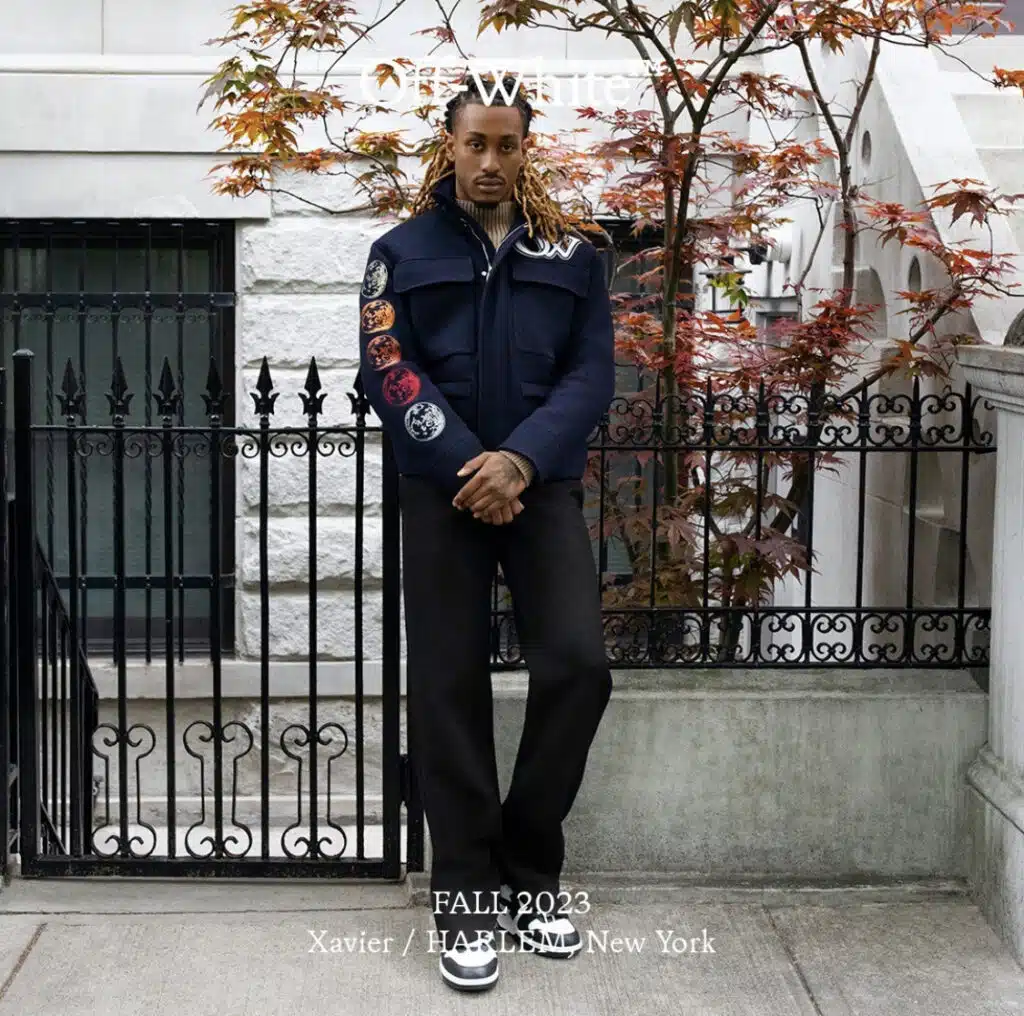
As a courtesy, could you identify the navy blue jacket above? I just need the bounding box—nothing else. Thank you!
[356,172,616,498]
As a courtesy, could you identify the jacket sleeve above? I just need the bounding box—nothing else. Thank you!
[358,241,486,498]
[498,251,616,482]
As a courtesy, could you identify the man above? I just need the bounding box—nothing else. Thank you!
[356,73,615,992]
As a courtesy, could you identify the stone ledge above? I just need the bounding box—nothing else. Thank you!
[88,659,393,699]
[958,344,1024,409]
[967,744,1024,838]
[528,667,987,875]
[497,667,985,697]
[86,664,985,701]
[63,667,986,879]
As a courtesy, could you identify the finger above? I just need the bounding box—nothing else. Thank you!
[470,490,507,517]
[465,473,519,512]
[478,503,501,525]
[499,503,515,525]
[464,477,503,511]
[454,456,498,505]
[468,489,503,512]
[511,498,524,515]
[453,472,487,508]
[456,453,487,478]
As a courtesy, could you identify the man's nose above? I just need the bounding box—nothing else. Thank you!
[482,148,500,173]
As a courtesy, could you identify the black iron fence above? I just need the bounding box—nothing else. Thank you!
[12,359,996,672]
[2,350,416,875]
[0,347,993,874]
[522,374,992,669]
[1,372,11,882]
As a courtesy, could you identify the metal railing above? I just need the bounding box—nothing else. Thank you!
[507,375,994,669]
[4,350,416,875]
[0,343,993,874]
[1,371,12,881]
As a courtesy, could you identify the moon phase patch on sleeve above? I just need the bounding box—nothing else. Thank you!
[366,334,402,371]
[404,401,446,442]
[361,259,389,298]
[361,299,396,334]
[381,366,421,406]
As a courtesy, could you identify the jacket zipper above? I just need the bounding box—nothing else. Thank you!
[464,224,491,439]
[462,217,527,446]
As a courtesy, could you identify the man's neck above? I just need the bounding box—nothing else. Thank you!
[456,196,516,250]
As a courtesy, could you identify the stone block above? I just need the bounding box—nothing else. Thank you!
[238,515,383,587]
[236,588,384,660]
[237,438,385,514]
[239,218,392,293]
[238,293,361,370]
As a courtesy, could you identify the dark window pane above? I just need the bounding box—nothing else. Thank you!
[1,221,236,656]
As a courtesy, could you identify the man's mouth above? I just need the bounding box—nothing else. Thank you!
[477,179,504,189]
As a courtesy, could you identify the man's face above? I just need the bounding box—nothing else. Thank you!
[445,102,526,206]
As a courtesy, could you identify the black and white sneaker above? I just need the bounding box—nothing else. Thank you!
[495,884,583,958]
[439,929,499,991]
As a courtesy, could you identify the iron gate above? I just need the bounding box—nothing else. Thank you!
[1,351,423,877]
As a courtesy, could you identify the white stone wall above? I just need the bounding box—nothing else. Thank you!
[236,178,392,662]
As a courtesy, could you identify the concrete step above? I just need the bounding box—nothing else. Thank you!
[515,668,987,877]
[407,869,973,906]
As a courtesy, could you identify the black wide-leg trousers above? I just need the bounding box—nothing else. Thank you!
[399,475,613,938]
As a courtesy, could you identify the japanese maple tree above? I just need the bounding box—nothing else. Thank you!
[199,0,1023,659]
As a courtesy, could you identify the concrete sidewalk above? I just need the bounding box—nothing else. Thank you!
[0,878,1022,1015]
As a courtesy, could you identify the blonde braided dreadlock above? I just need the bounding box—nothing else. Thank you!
[409,74,571,246]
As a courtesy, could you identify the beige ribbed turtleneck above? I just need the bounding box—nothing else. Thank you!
[456,197,516,250]
[454,196,536,487]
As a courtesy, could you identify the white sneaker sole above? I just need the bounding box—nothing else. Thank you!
[495,908,583,958]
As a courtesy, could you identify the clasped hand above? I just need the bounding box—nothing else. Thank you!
[452,451,526,525]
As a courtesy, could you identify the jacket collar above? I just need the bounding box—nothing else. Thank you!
[430,171,528,240]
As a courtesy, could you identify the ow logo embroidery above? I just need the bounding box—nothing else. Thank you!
[513,235,583,261]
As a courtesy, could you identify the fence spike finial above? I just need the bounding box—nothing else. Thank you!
[201,356,228,418]
[154,357,181,419]
[299,356,326,419]
[57,358,85,421]
[251,356,278,418]
[105,357,133,419]
[348,368,370,418]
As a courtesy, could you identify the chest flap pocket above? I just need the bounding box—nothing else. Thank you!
[510,258,590,360]
[393,256,477,360]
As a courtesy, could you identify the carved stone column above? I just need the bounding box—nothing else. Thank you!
[956,343,1024,967]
